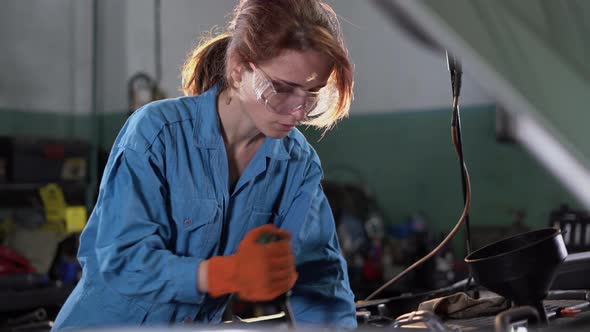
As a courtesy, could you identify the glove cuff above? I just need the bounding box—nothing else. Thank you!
[207,255,239,298]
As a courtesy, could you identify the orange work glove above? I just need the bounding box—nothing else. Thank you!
[207,224,298,302]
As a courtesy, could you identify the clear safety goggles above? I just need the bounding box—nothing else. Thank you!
[249,62,327,117]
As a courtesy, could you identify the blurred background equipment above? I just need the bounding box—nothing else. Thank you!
[0,137,88,184]
[550,204,590,253]
[0,136,87,331]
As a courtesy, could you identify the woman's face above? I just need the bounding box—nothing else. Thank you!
[237,49,333,138]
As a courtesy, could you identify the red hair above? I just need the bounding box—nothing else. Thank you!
[181,0,353,129]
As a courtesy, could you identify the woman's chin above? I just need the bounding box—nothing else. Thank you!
[260,124,294,138]
[264,130,290,139]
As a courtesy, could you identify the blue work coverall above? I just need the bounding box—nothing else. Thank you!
[52,85,357,330]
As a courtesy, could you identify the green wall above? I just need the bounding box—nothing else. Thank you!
[302,104,579,252]
[419,0,590,166]
[1,105,580,253]
[0,109,127,150]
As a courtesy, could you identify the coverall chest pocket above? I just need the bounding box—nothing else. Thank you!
[236,207,279,246]
[175,198,219,257]
[250,208,277,226]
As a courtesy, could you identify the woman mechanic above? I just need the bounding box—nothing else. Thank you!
[53,0,356,329]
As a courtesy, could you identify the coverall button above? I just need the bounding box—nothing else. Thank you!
[183,219,192,226]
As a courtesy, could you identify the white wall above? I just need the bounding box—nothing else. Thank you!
[159,0,237,97]
[0,0,128,115]
[97,0,128,113]
[0,0,92,114]
[327,0,491,112]
[0,0,492,116]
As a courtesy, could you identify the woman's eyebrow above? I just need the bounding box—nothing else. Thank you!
[274,78,326,91]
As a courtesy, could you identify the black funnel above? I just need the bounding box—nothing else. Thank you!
[465,228,568,324]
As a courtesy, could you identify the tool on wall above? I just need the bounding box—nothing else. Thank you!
[127,72,166,115]
[127,0,165,115]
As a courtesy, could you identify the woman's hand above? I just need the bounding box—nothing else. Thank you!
[204,224,298,301]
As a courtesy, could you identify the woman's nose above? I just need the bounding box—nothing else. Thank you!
[291,107,307,122]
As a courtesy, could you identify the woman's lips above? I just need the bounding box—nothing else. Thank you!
[278,123,296,131]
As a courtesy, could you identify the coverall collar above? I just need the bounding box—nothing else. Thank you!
[193,84,290,161]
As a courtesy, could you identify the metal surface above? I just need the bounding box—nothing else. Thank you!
[445,299,590,331]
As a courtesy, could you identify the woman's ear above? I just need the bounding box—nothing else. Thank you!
[231,66,243,88]
[228,59,244,89]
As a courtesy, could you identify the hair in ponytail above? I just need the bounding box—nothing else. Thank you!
[181,33,231,96]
